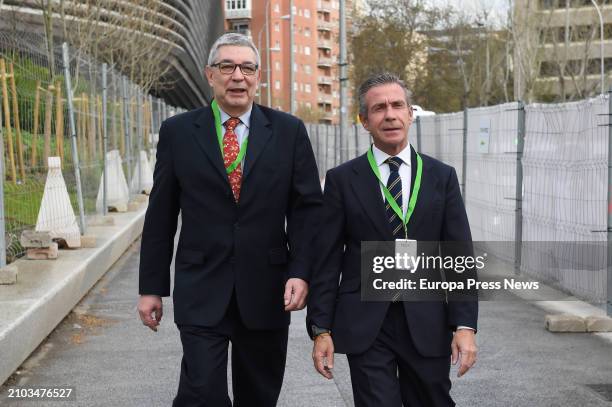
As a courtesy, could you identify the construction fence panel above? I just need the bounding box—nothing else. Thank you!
[0,30,176,263]
[465,102,519,262]
[521,96,608,303]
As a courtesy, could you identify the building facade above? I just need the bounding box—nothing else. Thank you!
[513,0,612,101]
[224,0,347,124]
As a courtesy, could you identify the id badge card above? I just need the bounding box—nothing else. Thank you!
[395,239,417,271]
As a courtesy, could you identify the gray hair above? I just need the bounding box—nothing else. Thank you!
[207,33,261,67]
[358,72,412,119]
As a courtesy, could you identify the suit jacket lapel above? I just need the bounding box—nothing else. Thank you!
[350,154,394,239]
[192,107,228,182]
[242,104,272,182]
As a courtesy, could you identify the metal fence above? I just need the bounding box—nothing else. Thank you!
[306,96,611,311]
[0,30,183,263]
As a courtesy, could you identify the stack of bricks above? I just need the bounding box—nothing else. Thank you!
[20,230,59,260]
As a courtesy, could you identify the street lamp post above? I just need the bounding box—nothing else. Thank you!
[255,0,273,107]
[590,0,605,94]
[289,0,295,114]
[265,0,272,107]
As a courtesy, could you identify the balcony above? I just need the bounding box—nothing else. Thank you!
[318,76,333,85]
[317,20,333,31]
[317,39,332,50]
[225,8,251,19]
[317,0,332,13]
[318,94,333,105]
[317,57,333,67]
[319,111,333,122]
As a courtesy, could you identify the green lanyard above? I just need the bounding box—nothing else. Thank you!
[367,145,423,232]
[211,99,249,174]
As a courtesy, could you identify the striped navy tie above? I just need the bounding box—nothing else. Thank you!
[386,156,404,237]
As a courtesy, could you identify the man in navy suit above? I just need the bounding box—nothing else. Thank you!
[137,33,322,406]
[307,72,478,406]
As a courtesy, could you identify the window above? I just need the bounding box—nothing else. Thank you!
[300,83,304,91]
[306,102,311,109]
[275,80,281,90]
[274,3,279,12]
[298,9,302,16]
[294,82,298,91]
[304,65,311,74]
[274,22,280,32]
[304,9,310,18]
[226,0,247,9]
[275,40,280,49]
[305,84,311,93]
[304,27,311,37]
[294,63,298,72]
[275,61,280,71]
[292,6,297,14]
[304,46,311,55]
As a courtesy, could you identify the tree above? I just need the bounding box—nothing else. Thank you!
[349,0,431,116]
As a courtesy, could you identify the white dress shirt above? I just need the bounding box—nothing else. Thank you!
[372,143,412,216]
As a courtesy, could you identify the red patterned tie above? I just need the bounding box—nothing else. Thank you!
[223,117,242,202]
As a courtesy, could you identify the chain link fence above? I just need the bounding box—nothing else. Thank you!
[0,30,183,263]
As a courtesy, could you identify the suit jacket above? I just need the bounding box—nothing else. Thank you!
[307,146,478,357]
[139,103,323,330]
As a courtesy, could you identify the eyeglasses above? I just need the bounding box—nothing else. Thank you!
[211,62,259,76]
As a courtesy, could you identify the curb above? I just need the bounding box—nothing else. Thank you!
[0,207,146,385]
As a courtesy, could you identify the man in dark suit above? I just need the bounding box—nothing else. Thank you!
[137,33,322,406]
[307,73,478,406]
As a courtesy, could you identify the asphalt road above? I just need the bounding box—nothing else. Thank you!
[0,238,611,406]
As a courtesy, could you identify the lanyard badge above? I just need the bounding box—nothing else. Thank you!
[211,99,249,174]
[366,145,423,236]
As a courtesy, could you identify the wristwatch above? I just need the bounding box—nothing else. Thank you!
[311,325,331,339]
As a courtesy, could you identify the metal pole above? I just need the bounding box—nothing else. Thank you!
[607,87,612,315]
[591,0,605,95]
[334,125,339,165]
[354,124,359,159]
[265,0,272,107]
[121,77,132,195]
[339,0,348,163]
[315,125,320,177]
[289,0,295,114]
[416,116,422,152]
[461,107,468,200]
[324,125,329,173]
[515,100,526,276]
[62,43,86,234]
[137,89,143,194]
[102,63,108,216]
[155,99,162,133]
[0,81,6,267]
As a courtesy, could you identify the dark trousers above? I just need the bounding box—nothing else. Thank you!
[173,294,289,407]
[347,303,454,407]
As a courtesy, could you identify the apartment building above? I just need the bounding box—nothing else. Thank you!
[513,0,612,101]
[224,0,347,124]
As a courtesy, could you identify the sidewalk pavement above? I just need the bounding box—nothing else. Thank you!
[0,211,611,406]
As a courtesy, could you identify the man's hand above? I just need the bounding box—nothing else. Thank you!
[451,329,477,377]
[312,334,334,379]
[138,295,163,332]
[284,278,308,311]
